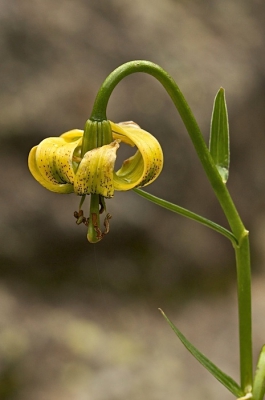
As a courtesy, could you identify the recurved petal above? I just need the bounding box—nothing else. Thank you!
[28,145,74,193]
[110,121,135,146]
[54,137,83,183]
[60,129,83,142]
[35,138,73,183]
[110,121,163,190]
[74,140,120,197]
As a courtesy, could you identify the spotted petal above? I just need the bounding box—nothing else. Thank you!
[28,130,82,193]
[74,140,120,197]
[110,121,163,190]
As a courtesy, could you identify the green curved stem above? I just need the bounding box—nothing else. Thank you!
[91,60,252,392]
[134,188,238,246]
[91,61,244,236]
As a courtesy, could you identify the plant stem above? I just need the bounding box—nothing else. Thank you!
[91,60,253,391]
[235,231,253,392]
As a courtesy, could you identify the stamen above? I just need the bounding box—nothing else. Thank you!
[74,209,89,226]
[91,212,112,240]
[103,213,112,234]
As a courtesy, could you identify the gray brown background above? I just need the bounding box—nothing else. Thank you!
[1,0,265,399]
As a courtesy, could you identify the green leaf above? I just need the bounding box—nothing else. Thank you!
[133,188,238,246]
[209,88,230,183]
[159,309,244,398]
[253,345,265,400]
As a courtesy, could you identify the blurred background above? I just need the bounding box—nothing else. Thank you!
[1,0,265,399]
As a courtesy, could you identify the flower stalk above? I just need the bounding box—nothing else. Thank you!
[90,60,252,392]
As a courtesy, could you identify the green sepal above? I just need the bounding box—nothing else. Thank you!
[159,309,244,398]
[209,88,230,183]
[82,120,113,156]
[253,345,265,400]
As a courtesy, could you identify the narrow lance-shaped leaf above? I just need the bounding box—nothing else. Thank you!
[209,88,230,183]
[253,345,265,400]
[159,309,244,398]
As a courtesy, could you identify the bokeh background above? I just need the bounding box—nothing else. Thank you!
[1,0,265,399]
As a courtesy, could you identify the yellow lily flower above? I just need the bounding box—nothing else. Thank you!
[28,121,163,196]
[28,120,163,242]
